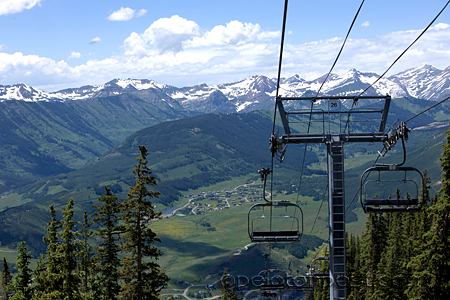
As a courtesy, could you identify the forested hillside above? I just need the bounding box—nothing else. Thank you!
[0,93,196,194]
[311,126,450,299]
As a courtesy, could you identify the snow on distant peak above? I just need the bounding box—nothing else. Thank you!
[113,79,165,90]
[0,83,56,102]
[236,100,258,112]
[1,65,449,105]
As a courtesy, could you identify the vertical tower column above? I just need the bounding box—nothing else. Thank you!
[327,142,346,300]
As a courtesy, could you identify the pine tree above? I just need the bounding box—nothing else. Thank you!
[359,212,386,298]
[59,198,82,300]
[32,256,47,299]
[372,212,407,300]
[33,200,82,300]
[119,146,169,300]
[406,171,432,298]
[33,205,64,299]
[313,247,329,300]
[1,257,12,300]
[79,211,99,299]
[407,126,450,299]
[220,270,242,300]
[11,238,33,300]
[346,233,356,298]
[92,187,122,300]
[347,236,363,300]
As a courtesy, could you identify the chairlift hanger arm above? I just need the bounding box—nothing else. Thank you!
[258,167,272,203]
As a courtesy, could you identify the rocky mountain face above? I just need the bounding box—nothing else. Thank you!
[1,64,449,114]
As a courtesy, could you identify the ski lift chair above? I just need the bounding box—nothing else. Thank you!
[248,201,303,242]
[360,165,423,213]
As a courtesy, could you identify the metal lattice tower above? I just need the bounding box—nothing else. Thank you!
[275,95,391,300]
[328,142,346,299]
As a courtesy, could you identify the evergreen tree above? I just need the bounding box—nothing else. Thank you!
[32,256,47,298]
[11,238,33,300]
[33,205,64,299]
[346,233,356,298]
[79,211,98,299]
[33,200,82,300]
[220,270,242,300]
[59,198,82,300]
[406,172,432,299]
[407,126,450,299]
[92,187,122,300]
[372,212,407,300]
[313,247,329,300]
[347,236,363,300]
[1,257,12,300]
[119,146,169,300]
[359,212,386,298]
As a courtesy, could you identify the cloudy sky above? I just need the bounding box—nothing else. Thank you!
[0,0,449,91]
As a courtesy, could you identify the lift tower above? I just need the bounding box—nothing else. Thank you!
[275,95,391,300]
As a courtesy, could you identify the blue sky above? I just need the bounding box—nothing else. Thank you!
[0,0,449,91]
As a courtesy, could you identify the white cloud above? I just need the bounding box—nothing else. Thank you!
[108,7,147,21]
[136,9,147,18]
[0,52,73,85]
[187,20,279,48]
[0,0,42,15]
[0,18,450,91]
[68,52,81,59]
[123,15,201,55]
[90,37,101,44]
[122,15,279,57]
[361,21,370,30]
[281,23,450,80]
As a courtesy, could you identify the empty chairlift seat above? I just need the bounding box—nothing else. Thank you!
[248,201,303,242]
[360,165,423,213]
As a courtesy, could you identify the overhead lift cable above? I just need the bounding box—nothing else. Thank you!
[270,0,290,197]
[404,96,450,123]
[296,0,366,253]
[273,0,289,131]
[303,183,328,252]
[295,0,365,203]
[358,0,450,97]
[258,0,290,240]
[342,0,450,138]
[314,0,365,99]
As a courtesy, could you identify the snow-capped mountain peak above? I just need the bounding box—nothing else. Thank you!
[1,64,449,114]
[107,79,166,90]
[0,83,57,101]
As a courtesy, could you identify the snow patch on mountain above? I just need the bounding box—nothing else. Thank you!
[113,79,165,90]
[1,65,449,115]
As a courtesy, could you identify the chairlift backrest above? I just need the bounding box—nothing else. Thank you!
[248,201,303,243]
[360,165,423,213]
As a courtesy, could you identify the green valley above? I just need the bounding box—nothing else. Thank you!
[0,96,447,295]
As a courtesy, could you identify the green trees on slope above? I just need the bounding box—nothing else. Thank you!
[406,126,450,299]
[311,125,450,299]
[2,146,168,300]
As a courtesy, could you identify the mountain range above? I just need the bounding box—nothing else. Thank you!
[1,64,450,114]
